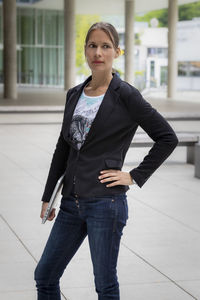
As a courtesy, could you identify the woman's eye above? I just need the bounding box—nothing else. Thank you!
[88,44,110,49]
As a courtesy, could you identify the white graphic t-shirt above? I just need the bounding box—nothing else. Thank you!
[69,90,105,150]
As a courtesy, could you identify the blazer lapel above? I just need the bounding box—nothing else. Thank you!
[62,76,91,143]
[62,73,122,149]
[82,73,122,149]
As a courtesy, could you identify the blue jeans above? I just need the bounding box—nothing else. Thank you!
[34,193,128,300]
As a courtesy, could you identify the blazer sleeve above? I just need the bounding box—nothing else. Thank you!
[122,83,178,188]
[41,89,72,202]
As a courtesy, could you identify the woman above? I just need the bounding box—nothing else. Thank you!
[34,22,178,300]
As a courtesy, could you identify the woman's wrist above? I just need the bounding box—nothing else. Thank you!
[129,173,137,185]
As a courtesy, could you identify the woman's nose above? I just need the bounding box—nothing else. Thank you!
[95,46,102,56]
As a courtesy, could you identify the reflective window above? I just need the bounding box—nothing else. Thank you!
[37,10,43,45]
[190,62,200,77]
[178,61,200,77]
[160,66,167,86]
[148,47,168,58]
[19,8,35,45]
[58,12,64,46]
[44,10,58,46]
[0,49,2,82]
[20,47,35,84]
[16,0,41,3]
[0,7,64,86]
[0,6,2,44]
[43,48,58,85]
[150,60,155,77]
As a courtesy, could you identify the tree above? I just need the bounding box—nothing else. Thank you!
[179,2,200,21]
[136,9,168,27]
[135,1,200,27]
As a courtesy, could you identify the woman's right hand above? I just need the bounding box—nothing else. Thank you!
[40,202,56,221]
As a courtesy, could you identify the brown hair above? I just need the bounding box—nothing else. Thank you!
[84,22,119,49]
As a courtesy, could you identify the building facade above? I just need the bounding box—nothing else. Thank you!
[1,4,200,91]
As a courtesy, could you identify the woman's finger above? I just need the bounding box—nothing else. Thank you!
[40,202,49,219]
[48,208,56,221]
[100,175,118,183]
[99,170,118,179]
[106,180,121,187]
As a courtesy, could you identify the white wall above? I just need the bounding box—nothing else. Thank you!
[177,19,200,61]
[177,77,200,91]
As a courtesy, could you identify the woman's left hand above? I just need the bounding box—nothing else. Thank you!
[98,169,134,187]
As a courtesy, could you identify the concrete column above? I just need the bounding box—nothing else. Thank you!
[187,146,195,164]
[195,143,200,178]
[64,0,76,91]
[125,0,135,85]
[3,0,17,100]
[167,0,178,98]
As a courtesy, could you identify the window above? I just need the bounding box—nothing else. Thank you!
[19,8,35,45]
[190,62,200,77]
[150,61,155,77]
[178,61,200,77]
[14,7,64,86]
[148,48,167,58]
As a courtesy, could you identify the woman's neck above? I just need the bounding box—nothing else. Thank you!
[87,72,113,90]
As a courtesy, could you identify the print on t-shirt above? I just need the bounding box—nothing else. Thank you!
[70,90,105,150]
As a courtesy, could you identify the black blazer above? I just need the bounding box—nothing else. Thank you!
[41,73,178,202]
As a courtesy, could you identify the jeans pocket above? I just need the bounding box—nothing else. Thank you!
[123,197,129,221]
[58,197,78,219]
[111,195,128,232]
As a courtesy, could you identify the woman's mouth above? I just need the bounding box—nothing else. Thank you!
[93,61,104,64]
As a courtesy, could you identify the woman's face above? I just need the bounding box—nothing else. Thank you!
[84,29,120,74]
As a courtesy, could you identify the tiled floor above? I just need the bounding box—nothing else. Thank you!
[0,117,200,300]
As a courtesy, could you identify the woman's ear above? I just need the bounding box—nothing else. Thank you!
[114,47,121,59]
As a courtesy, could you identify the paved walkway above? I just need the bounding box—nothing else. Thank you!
[0,90,200,299]
[1,87,200,114]
[0,116,200,300]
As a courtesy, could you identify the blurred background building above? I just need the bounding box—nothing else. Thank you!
[0,0,200,100]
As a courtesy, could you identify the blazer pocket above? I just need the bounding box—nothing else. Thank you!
[105,159,123,170]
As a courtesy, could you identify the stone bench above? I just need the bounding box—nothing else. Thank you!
[130,133,200,179]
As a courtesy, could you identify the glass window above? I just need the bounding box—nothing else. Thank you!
[16,0,41,3]
[119,33,124,46]
[178,62,188,76]
[20,8,35,45]
[2,7,65,86]
[17,8,21,44]
[190,62,200,77]
[148,47,167,58]
[58,11,64,46]
[44,10,58,45]
[178,61,200,77]
[20,47,35,83]
[19,46,44,84]
[0,6,2,44]
[58,47,64,85]
[160,66,167,86]
[35,47,43,84]
[17,48,21,83]
[0,49,3,83]
[150,60,155,77]
[43,48,58,85]
[36,10,43,45]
